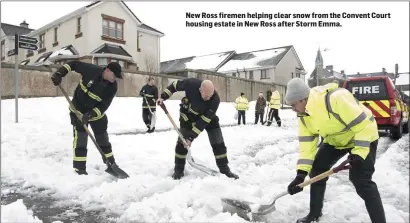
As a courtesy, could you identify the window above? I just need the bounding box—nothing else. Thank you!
[102,18,123,39]
[249,71,254,79]
[39,33,45,49]
[54,27,58,43]
[77,17,81,33]
[1,40,5,60]
[261,69,268,79]
[232,72,236,77]
[97,58,108,66]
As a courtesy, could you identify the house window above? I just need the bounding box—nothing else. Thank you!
[261,69,268,79]
[249,71,254,79]
[102,18,123,40]
[54,27,58,43]
[39,33,45,49]
[1,40,5,60]
[77,17,81,33]
[97,58,108,66]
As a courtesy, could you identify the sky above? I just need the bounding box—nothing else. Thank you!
[1,1,409,76]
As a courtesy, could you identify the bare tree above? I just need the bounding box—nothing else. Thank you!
[144,54,158,74]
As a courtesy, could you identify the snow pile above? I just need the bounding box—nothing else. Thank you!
[1,97,409,222]
[218,48,287,72]
[1,199,42,222]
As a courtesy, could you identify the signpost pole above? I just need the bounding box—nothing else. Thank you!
[14,34,19,123]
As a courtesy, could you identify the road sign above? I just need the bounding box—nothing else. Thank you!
[7,49,17,56]
[18,35,38,44]
[18,42,38,51]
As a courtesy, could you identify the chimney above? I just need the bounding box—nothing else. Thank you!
[382,67,386,73]
[341,70,345,74]
[20,20,29,28]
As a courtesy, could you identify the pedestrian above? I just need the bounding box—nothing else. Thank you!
[50,60,124,176]
[157,78,239,180]
[267,85,282,126]
[285,78,386,223]
[139,77,158,133]
[254,92,267,124]
[235,92,248,125]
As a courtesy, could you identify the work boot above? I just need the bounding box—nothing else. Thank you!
[296,212,323,223]
[172,164,185,180]
[74,168,88,175]
[147,127,155,133]
[297,181,326,222]
[218,165,239,179]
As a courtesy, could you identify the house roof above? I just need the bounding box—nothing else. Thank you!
[217,45,292,72]
[160,51,235,73]
[1,22,34,36]
[91,43,132,57]
[309,67,345,80]
[27,1,163,37]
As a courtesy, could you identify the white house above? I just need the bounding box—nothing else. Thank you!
[217,45,306,86]
[20,1,164,71]
[1,21,34,64]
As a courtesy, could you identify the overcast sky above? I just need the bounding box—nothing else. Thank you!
[1,1,409,75]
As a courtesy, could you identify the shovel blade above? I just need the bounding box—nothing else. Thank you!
[221,198,270,222]
[109,163,130,179]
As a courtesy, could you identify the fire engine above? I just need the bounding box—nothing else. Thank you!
[344,76,409,139]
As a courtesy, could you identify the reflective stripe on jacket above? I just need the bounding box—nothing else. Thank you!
[297,83,379,173]
[269,91,281,109]
[235,96,249,111]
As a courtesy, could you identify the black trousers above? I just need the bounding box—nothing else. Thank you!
[255,112,264,124]
[308,141,386,223]
[267,108,281,126]
[142,108,155,128]
[70,112,115,170]
[238,110,246,125]
[174,116,229,169]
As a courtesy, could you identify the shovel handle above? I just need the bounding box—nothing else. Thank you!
[297,159,351,188]
[159,102,189,147]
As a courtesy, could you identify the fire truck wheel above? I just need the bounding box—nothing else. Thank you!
[391,120,403,140]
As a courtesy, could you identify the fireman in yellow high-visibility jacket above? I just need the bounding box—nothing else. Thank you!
[235,92,248,125]
[285,78,386,223]
[267,85,282,127]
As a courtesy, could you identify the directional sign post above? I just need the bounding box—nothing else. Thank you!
[13,34,39,123]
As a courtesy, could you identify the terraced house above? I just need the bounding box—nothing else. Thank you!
[10,1,164,71]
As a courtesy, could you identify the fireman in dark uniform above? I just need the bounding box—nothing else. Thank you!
[139,77,158,133]
[157,78,239,180]
[50,61,123,175]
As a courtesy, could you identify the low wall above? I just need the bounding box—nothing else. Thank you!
[0,63,286,104]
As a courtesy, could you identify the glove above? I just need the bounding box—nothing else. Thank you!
[287,170,308,195]
[140,90,145,97]
[348,154,364,168]
[51,72,63,86]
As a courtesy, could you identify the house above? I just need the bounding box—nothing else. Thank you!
[307,48,346,87]
[160,45,305,86]
[160,50,235,76]
[1,21,34,64]
[217,45,305,86]
[20,1,164,72]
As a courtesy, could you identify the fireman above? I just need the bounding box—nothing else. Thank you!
[285,78,386,223]
[157,78,239,180]
[139,77,158,133]
[267,85,281,126]
[235,92,249,125]
[51,61,123,176]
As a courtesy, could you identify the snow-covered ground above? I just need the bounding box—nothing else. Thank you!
[1,97,409,222]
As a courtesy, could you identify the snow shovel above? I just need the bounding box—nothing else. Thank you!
[58,85,129,179]
[221,158,351,220]
[143,95,156,129]
[158,102,220,176]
